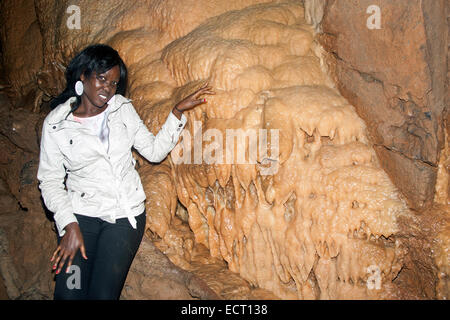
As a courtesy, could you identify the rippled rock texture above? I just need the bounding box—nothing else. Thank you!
[0,0,447,299]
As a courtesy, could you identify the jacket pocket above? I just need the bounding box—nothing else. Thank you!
[57,132,83,164]
[125,169,146,205]
[69,189,96,200]
[69,189,98,213]
[58,131,103,170]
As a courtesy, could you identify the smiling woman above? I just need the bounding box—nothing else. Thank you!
[50,45,128,113]
[37,44,215,300]
[76,65,121,115]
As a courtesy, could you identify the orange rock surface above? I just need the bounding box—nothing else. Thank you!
[0,0,447,299]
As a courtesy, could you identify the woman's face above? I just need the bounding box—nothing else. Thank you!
[80,65,120,108]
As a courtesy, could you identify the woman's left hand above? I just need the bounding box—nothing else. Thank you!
[172,83,215,116]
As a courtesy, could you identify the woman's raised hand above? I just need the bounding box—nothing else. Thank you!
[173,82,215,114]
[51,222,87,274]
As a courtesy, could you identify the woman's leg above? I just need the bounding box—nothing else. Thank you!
[87,211,146,300]
[53,214,101,300]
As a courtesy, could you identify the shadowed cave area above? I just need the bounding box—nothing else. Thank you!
[0,0,448,300]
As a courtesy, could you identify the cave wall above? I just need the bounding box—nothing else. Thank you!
[0,0,43,101]
[0,0,448,300]
[318,0,448,211]
[315,1,449,298]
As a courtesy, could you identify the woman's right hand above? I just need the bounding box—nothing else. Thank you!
[51,222,87,274]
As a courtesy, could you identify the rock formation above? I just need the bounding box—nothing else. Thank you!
[0,0,447,299]
[318,0,447,212]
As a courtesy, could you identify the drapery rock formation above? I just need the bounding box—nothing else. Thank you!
[318,0,447,212]
[0,0,448,299]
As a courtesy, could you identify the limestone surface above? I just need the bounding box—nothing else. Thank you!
[0,0,447,300]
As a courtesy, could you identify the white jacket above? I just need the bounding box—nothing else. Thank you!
[37,94,187,236]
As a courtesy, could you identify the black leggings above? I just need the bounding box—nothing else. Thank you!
[53,211,145,300]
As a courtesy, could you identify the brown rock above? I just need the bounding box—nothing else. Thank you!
[122,236,220,300]
[319,0,448,211]
[0,0,448,301]
[0,0,43,102]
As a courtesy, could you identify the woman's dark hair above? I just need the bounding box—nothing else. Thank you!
[50,44,128,111]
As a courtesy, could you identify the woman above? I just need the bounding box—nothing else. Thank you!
[37,44,214,299]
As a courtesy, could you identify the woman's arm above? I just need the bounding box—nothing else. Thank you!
[131,83,215,163]
[37,119,78,236]
[130,104,188,163]
[37,119,87,274]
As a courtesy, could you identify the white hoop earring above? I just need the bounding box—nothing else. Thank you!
[75,80,84,96]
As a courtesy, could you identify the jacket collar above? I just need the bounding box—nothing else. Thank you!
[105,94,133,113]
[49,94,132,125]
